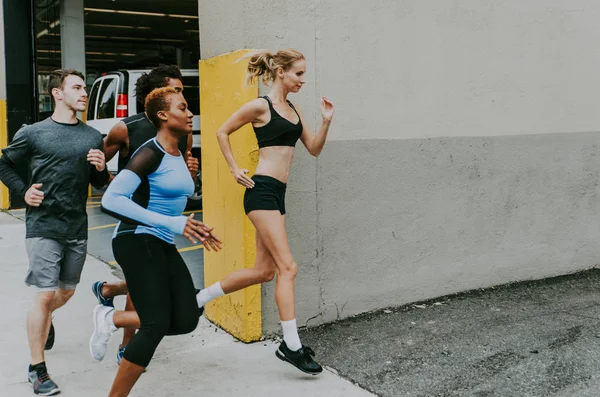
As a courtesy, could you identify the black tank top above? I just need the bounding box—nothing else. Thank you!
[118,112,188,172]
[253,96,303,148]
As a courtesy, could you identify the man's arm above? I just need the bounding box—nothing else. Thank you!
[102,121,129,184]
[0,128,31,200]
[89,138,110,188]
[0,154,28,199]
[89,161,110,188]
[104,121,128,163]
[184,133,199,178]
[186,133,193,157]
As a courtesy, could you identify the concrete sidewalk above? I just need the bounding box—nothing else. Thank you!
[0,212,373,397]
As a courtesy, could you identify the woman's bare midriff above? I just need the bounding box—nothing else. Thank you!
[254,146,296,183]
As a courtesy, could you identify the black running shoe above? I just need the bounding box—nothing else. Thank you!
[28,363,60,396]
[44,321,54,351]
[275,341,323,375]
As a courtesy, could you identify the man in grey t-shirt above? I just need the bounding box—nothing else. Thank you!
[0,69,109,396]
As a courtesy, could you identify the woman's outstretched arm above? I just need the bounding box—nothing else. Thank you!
[216,98,267,188]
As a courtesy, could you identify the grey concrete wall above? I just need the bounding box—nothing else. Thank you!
[314,133,600,323]
[199,1,600,334]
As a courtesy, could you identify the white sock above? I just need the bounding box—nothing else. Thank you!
[196,281,225,308]
[106,308,118,332]
[281,319,302,351]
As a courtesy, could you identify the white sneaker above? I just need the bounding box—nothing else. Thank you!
[89,304,117,361]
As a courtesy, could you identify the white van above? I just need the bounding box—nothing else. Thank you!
[86,69,202,208]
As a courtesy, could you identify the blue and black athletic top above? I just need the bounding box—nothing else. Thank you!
[101,138,194,244]
[118,112,187,173]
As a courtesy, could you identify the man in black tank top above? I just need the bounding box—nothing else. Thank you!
[104,65,196,179]
[91,65,200,366]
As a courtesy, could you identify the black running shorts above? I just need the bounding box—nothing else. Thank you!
[243,175,287,215]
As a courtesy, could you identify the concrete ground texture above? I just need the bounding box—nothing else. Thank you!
[0,212,371,397]
[3,209,600,397]
[301,270,600,397]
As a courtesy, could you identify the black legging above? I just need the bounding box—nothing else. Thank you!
[112,233,199,367]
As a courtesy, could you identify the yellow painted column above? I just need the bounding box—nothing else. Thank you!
[0,0,8,209]
[0,99,8,209]
[200,49,261,342]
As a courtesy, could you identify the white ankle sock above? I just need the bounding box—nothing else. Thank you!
[196,282,225,308]
[105,308,118,332]
[281,319,302,351]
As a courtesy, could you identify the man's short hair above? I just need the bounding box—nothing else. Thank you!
[47,69,85,105]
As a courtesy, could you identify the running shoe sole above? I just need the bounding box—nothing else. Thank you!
[89,305,103,361]
[275,350,322,376]
[28,379,60,396]
[34,387,60,396]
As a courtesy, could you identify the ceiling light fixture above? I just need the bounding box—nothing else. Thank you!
[86,51,137,57]
[36,29,49,39]
[169,14,198,19]
[84,7,199,19]
[108,36,186,43]
[36,19,61,39]
[87,23,152,30]
[89,59,118,63]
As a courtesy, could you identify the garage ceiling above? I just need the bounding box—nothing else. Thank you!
[35,0,200,75]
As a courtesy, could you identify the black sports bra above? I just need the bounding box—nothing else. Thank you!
[253,96,303,148]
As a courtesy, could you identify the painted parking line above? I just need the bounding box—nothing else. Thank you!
[182,209,203,215]
[88,223,118,231]
[107,244,203,265]
[87,204,102,209]
[178,245,205,253]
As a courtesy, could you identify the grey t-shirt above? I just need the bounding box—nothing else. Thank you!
[1,118,107,239]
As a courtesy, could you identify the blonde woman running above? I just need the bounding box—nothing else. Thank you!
[197,49,334,374]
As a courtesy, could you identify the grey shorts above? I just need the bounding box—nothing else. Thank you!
[25,238,87,292]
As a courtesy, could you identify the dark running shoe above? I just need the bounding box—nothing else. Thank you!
[116,344,126,365]
[44,321,54,351]
[116,344,146,373]
[92,281,114,307]
[28,363,60,395]
[275,341,323,375]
